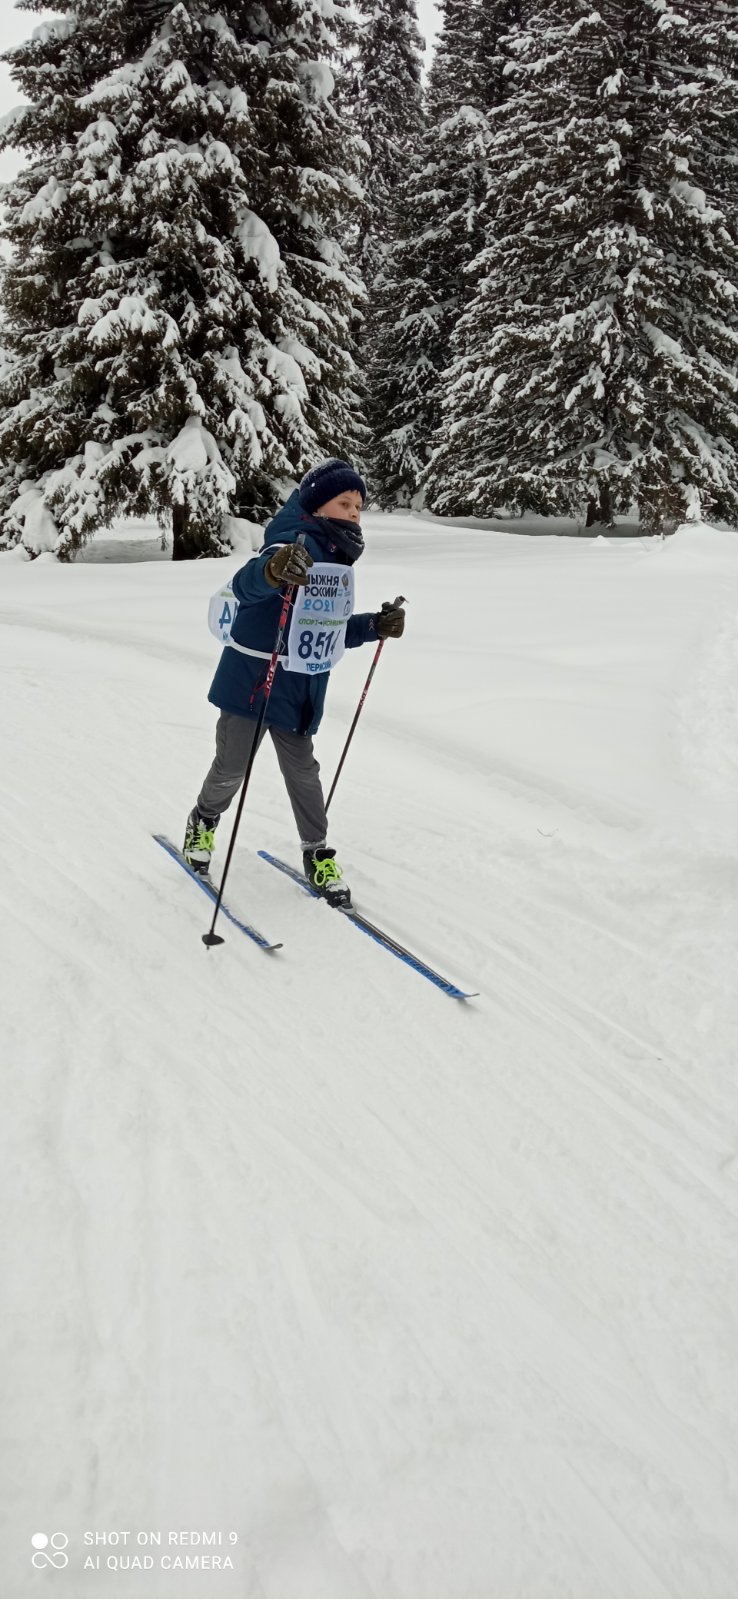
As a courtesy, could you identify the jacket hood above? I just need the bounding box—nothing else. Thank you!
[263,490,364,564]
[262,490,310,548]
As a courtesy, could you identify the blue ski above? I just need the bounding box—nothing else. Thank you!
[154,835,282,952]
[257,850,476,1000]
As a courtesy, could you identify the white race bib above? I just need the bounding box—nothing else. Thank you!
[286,561,355,675]
[208,584,237,644]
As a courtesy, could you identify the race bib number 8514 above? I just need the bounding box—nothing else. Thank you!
[286,561,355,675]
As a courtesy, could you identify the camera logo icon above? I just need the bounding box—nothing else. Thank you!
[31,1533,69,1570]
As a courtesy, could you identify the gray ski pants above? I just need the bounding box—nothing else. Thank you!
[196,711,328,850]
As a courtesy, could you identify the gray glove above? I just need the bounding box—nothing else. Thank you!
[265,541,314,588]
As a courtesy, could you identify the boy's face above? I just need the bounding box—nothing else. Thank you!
[315,489,363,524]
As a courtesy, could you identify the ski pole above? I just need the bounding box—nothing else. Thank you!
[325,595,406,813]
[203,540,305,949]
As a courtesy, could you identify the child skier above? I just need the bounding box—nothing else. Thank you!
[184,459,405,908]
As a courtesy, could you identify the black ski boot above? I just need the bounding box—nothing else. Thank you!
[303,846,352,909]
[183,809,219,876]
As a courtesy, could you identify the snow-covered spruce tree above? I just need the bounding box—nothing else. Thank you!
[0,0,364,559]
[620,0,738,531]
[425,0,738,532]
[245,0,365,513]
[365,0,508,507]
[353,0,425,294]
[424,0,621,521]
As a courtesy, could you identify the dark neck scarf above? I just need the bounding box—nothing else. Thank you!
[314,517,365,565]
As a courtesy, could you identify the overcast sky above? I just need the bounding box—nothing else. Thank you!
[0,0,442,181]
[417,0,441,60]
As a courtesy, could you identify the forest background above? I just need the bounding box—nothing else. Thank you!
[1,0,737,559]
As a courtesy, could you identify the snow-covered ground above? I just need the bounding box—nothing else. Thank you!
[2,512,738,1599]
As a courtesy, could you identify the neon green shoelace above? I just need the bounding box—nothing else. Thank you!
[313,855,342,888]
[196,826,216,852]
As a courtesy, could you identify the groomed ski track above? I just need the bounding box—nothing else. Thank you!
[2,514,738,1599]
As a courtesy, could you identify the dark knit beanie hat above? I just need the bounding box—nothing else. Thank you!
[298,458,367,516]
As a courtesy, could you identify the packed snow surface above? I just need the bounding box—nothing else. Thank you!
[2,512,738,1598]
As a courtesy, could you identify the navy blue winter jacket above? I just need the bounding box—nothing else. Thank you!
[208,491,378,734]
